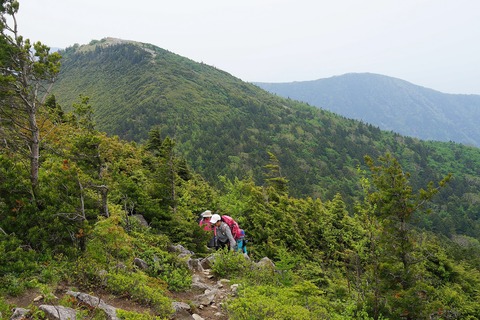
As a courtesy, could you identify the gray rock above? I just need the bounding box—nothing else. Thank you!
[10,308,29,320]
[194,288,218,306]
[173,308,195,319]
[255,257,276,269]
[168,244,194,256]
[132,214,149,227]
[66,291,119,320]
[39,305,77,320]
[187,258,204,272]
[172,302,194,319]
[191,275,213,292]
[200,255,216,269]
[172,301,191,312]
[133,257,149,270]
[115,262,127,271]
[231,283,239,295]
[218,279,230,287]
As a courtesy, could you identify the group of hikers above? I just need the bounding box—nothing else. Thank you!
[199,210,248,255]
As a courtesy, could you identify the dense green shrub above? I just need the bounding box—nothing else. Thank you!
[0,235,40,295]
[226,285,322,320]
[106,271,173,317]
[211,249,252,278]
[86,214,134,265]
[129,231,192,291]
[157,263,191,292]
[117,309,166,320]
[0,296,12,319]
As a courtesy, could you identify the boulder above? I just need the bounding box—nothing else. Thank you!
[131,214,149,227]
[39,305,77,320]
[191,274,213,292]
[172,301,191,312]
[10,308,29,320]
[171,301,194,319]
[133,257,149,270]
[200,255,216,269]
[255,257,276,269]
[66,291,119,320]
[193,288,218,306]
[168,244,194,256]
[187,258,204,272]
[231,283,239,295]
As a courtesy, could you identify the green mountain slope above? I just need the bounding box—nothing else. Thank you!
[255,73,480,147]
[53,38,480,239]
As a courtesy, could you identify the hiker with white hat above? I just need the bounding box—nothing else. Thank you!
[199,210,216,248]
[210,214,237,251]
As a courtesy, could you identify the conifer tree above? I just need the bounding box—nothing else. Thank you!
[264,151,288,198]
[145,129,180,215]
[0,0,61,199]
[363,153,451,318]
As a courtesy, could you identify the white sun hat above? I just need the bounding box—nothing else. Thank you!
[210,214,221,224]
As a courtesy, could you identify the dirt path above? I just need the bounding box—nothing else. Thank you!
[5,267,233,320]
[170,268,232,319]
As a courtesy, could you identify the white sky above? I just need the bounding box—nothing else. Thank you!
[16,0,480,94]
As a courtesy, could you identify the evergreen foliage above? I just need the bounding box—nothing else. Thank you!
[51,38,480,242]
[2,4,480,318]
[0,0,61,199]
[255,73,480,147]
[0,96,479,318]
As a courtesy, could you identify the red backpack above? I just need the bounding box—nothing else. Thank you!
[221,215,241,240]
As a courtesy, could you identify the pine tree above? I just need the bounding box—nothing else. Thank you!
[0,0,61,200]
[363,153,451,318]
[264,151,288,199]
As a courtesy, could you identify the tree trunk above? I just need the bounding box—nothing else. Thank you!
[0,4,61,202]
[29,104,40,193]
[99,185,109,217]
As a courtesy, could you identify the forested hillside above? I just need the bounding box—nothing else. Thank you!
[52,38,480,241]
[255,73,480,147]
[3,3,480,317]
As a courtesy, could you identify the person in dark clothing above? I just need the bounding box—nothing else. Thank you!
[210,214,236,251]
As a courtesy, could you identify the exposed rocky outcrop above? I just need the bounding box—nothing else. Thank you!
[10,291,121,320]
[66,291,119,320]
[39,305,77,320]
[10,308,29,320]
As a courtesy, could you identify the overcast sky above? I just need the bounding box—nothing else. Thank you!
[16,0,480,94]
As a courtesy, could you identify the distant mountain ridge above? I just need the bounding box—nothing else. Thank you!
[254,73,480,147]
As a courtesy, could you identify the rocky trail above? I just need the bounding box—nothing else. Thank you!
[5,245,249,320]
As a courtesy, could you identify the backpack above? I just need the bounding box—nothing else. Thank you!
[221,215,241,240]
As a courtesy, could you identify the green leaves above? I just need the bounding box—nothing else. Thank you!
[0,1,61,196]
[0,0,19,17]
[50,39,480,246]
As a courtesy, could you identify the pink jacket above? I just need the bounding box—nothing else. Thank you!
[199,218,216,235]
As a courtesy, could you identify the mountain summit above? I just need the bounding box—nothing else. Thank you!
[255,73,480,147]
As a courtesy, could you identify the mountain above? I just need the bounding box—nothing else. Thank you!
[54,37,364,197]
[52,38,480,239]
[254,73,480,147]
